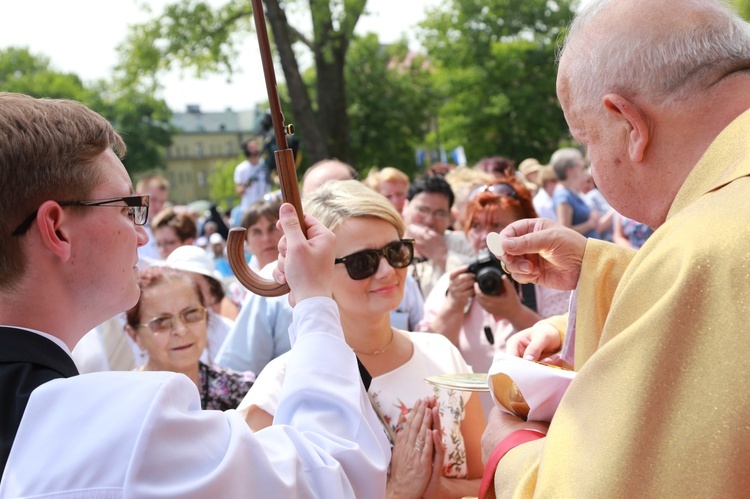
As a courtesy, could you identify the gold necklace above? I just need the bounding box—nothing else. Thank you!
[353,328,396,356]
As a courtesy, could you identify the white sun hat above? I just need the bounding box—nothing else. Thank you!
[165,245,224,285]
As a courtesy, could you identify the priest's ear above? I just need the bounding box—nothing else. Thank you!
[602,93,651,163]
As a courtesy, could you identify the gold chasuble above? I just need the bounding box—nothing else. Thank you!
[495,109,750,497]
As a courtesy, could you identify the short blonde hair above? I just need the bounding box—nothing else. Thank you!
[362,166,409,190]
[303,180,405,236]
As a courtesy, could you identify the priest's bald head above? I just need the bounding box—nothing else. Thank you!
[556,0,750,228]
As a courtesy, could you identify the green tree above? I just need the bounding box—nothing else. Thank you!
[419,0,578,164]
[737,0,750,20]
[0,47,174,175]
[345,34,436,176]
[0,47,90,101]
[117,0,369,165]
[210,155,242,211]
[89,84,175,174]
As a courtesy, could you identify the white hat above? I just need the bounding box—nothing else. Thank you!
[166,245,224,284]
[209,233,225,245]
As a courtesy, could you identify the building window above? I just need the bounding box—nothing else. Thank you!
[197,171,206,187]
[196,143,203,157]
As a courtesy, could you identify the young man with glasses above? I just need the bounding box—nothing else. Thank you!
[402,175,473,298]
[0,93,388,497]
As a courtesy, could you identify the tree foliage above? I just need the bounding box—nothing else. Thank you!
[0,47,174,175]
[117,0,368,165]
[345,34,435,175]
[419,0,578,164]
[737,0,750,20]
[0,47,90,100]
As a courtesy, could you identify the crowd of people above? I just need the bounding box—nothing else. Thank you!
[2,0,749,496]
[62,135,640,498]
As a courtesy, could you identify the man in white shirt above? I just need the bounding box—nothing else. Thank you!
[0,92,389,497]
[235,139,270,213]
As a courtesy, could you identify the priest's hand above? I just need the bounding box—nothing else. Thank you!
[495,218,586,290]
[506,320,562,361]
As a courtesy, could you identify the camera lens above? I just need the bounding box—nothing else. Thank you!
[476,267,505,295]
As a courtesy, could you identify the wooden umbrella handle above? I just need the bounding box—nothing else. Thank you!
[226,0,307,297]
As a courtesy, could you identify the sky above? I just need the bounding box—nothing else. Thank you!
[0,0,444,113]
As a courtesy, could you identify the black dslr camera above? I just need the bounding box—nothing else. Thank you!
[466,250,508,296]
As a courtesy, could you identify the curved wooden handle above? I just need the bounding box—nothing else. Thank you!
[226,0,307,297]
[227,227,290,297]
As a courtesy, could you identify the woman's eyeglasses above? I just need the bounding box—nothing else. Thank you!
[468,183,519,201]
[136,306,207,334]
[335,239,415,280]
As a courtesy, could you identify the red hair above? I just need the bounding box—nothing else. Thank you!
[464,176,537,233]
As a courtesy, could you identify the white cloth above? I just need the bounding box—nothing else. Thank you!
[234,159,269,211]
[0,297,390,498]
[240,331,473,478]
[215,287,294,375]
[137,224,161,263]
[487,352,576,423]
[533,189,557,222]
[200,312,233,365]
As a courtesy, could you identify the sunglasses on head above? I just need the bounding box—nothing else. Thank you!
[335,239,415,280]
[468,183,519,201]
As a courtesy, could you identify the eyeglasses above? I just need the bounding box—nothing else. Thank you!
[413,204,450,220]
[136,306,207,335]
[335,239,415,280]
[468,183,519,202]
[12,195,150,236]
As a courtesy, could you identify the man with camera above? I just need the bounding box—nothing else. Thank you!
[234,139,270,214]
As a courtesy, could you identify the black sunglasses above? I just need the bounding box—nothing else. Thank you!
[335,239,415,280]
[12,195,150,236]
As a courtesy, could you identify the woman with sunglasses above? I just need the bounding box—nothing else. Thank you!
[125,267,255,411]
[240,180,486,498]
[419,177,571,415]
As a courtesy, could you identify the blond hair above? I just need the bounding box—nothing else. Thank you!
[303,180,405,236]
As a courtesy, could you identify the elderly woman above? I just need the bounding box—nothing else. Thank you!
[125,266,254,410]
[418,176,571,415]
[239,180,485,498]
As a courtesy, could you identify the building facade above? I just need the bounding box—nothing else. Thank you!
[164,104,260,204]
